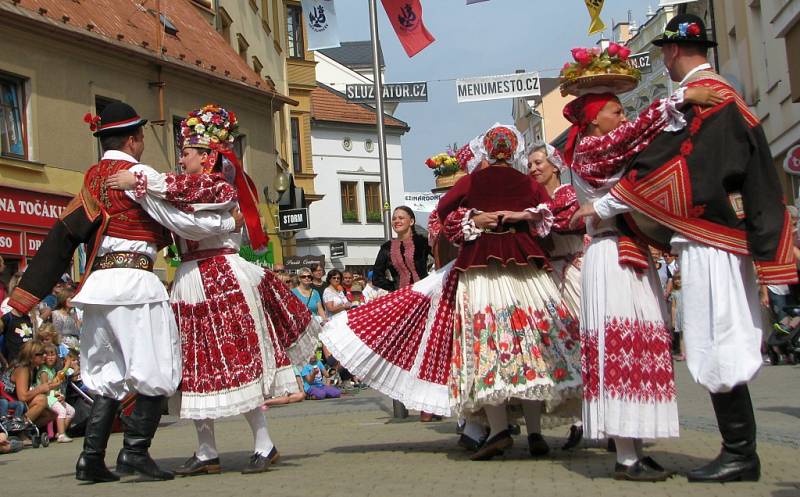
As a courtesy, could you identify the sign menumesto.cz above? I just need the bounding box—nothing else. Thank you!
[628,52,653,74]
[345,82,428,103]
[456,72,540,103]
[278,208,309,231]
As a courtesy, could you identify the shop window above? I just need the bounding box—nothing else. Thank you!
[252,56,263,77]
[287,4,304,58]
[290,117,302,173]
[341,182,359,223]
[364,182,381,223]
[237,33,249,62]
[234,134,246,170]
[172,115,184,173]
[0,74,28,159]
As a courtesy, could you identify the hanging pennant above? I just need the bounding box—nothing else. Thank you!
[301,0,340,50]
[381,0,435,58]
[584,0,606,35]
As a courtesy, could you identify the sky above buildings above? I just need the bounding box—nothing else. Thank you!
[329,0,663,194]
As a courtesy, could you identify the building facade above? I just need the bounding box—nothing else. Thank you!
[711,0,800,203]
[0,0,295,280]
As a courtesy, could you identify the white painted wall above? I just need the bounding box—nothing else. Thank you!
[296,126,406,269]
[314,52,399,115]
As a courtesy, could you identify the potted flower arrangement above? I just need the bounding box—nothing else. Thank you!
[426,144,467,189]
[559,42,640,96]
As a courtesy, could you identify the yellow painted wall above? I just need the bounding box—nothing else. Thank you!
[0,22,287,271]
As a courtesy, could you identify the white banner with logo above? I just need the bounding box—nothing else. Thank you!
[403,192,443,213]
[456,71,541,103]
[301,0,340,50]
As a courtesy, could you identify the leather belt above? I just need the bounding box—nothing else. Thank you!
[91,252,154,272]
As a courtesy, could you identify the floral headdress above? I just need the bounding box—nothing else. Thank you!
[477,123,528,175]
[180,104,268,253]
[181,104,238,150]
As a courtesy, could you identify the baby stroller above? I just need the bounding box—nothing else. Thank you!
[0,412,48,448]
[766,305,800,365]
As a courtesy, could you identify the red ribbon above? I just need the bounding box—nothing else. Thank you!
[83,112,101,132]
[212,145,269,253]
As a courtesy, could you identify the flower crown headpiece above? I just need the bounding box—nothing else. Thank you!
[181,104,239,150]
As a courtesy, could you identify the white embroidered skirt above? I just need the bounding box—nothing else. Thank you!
[580,236,679,439]
[172,254,319,420]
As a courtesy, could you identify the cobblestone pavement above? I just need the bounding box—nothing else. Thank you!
[2,364,798,497]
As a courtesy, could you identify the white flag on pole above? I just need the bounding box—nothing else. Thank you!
[301,0,340,51]
[466,0,490,4]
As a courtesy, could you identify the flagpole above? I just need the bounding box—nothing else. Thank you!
[368,0,392,242]
[370,0,407,420]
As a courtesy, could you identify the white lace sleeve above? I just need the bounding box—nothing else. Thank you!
[662,87,687,133]
[462,208,483,242]
[525,204,554,237]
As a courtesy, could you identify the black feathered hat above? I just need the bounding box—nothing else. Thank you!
[652,13,717,48]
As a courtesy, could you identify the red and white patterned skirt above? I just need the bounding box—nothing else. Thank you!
[580,236,679,439]
[172,254,319,419]
[321,261,583,417]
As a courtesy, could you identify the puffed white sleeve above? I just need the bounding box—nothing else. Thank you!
[594,192,632,220]
[126,164,236,240]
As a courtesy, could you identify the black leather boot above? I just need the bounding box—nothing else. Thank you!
[115,395,174,480]
[688,384,760,482]
[75,395,121,483]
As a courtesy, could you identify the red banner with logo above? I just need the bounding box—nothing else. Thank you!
[381,0,435,58]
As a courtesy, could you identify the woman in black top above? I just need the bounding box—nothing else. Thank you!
[372,206,431,292]
[371,206,435,421]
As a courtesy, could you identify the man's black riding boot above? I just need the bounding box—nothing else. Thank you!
[115,395,174,480]
[687,384,760,482]
[76,395,121,483]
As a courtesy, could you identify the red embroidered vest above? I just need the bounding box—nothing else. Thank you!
[84,159,171,248]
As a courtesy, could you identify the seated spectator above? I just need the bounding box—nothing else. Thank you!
[1,306,35,363]
[37,344,74,443]
[0,432,23,455]
[36,323,69,363]
[263,366,305,408]
[0,377,27,420]
[292,268,326,323]
[301,354,340,400]
[10,340,59,430]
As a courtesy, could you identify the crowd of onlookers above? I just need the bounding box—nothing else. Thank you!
[1,256,86,454]
[271,263,387,403]
[0,256,381,455]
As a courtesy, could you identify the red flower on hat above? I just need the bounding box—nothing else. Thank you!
[571,47,592,67]
[425,158,437,169]
[687,23,701,36]
[83,112,101,132]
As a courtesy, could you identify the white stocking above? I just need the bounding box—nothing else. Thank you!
[194,419,218,461]
[614,437,638,466]
[483,404,509,440]
[244,408,274,456]
[520,400,543,434]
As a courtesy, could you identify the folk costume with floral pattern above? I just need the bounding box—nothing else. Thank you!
[321,125,582,421]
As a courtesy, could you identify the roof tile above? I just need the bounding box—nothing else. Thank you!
[2,0,284,98]
[311,83,408,130]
